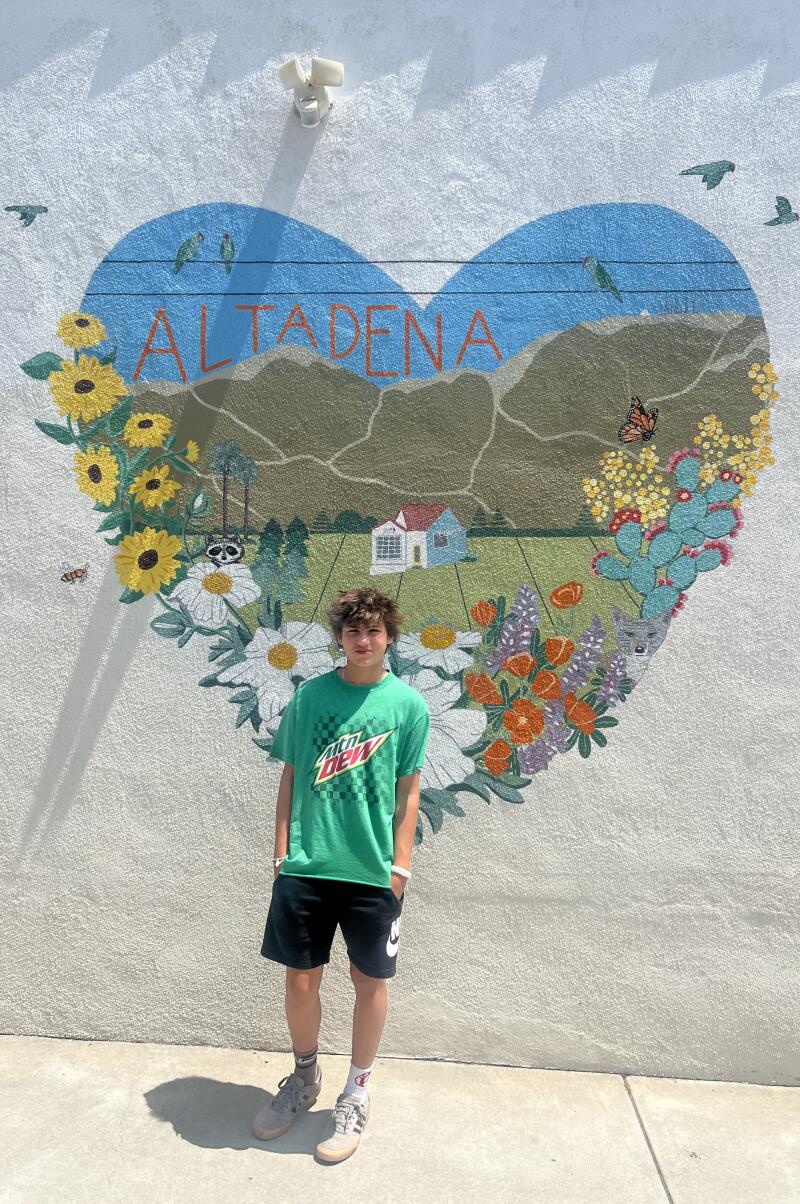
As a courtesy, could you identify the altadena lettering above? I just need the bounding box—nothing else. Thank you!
[132,302,503,382]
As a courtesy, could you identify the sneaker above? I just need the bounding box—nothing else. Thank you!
[252,1067,322,1140]
[315,1092,370,1163]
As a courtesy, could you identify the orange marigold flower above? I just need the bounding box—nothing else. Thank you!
[550,581,584,609]
[464,672,503,706]
[501,697,545,744]
[502,711,529,744]
[502,652,537,677]
[544,636,575,666]
[513,697,542,721]
[470,600,497,627]
[564,691,597,735]
[532,669,561,700]
[483,738,512,776]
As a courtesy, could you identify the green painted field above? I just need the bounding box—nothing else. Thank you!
[189,532,641,646]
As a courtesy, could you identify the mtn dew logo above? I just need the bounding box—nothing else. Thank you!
[313,729,393,787]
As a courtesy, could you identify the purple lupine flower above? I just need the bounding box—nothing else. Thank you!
[561,616,605,692]
[543,698,565,726]
[595,651,626,707]
[542,700,569,752]
[485,585,541,673]
[485,615,522,672]
[517,714,570,774]
[543,718,569,755]
[513,584,540,641]
[517,699,570,775]
[517,740,556,775]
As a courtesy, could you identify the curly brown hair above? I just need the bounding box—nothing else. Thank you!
[326,587,404,643]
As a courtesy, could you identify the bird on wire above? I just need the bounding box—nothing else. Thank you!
[582,256,623,303]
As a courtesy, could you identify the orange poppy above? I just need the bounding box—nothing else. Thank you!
[549,581,584,609]
[470,600,497,627]
[465,672,503,706]
[502,698,545,744]
[532,669,561,700]
[484,738,512,776]
[544,636,574,666]
[564,691,597,735]
[502,652,537,677]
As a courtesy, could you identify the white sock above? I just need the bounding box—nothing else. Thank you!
[343,1060,373,1102]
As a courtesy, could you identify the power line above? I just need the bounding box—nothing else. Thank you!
[102,257,741,266]
[84,287,755,297]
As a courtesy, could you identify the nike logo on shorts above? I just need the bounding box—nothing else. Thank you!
[386,916,401,958]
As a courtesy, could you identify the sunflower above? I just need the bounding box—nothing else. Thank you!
[73,444,120,506]
[123,412,173,448]
[56,312,107,350]
[129,462,182,509]
[48,355,126,423]
[114,527,182,594]
[184,439,200,464]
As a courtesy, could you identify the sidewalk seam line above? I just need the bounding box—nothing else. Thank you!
[622,1075,676,1204]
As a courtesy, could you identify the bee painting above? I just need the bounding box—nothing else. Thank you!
[618,395,658,443]
[60,562,90,584]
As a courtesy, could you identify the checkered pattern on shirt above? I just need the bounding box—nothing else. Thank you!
[310,712,391,807]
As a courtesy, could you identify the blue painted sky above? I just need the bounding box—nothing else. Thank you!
[82,202,760,385]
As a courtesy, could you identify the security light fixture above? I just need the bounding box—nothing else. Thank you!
[278,56,344,127]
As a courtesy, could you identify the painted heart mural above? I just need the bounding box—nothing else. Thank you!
[25,202,775,842]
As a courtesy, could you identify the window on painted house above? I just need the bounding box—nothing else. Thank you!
[433,533,448,547]
[376,535,403,559]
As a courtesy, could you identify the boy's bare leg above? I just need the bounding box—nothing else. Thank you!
[349,962,389,1067]
[284,965,324,1052]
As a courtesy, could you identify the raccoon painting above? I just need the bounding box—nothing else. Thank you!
[204,532,245,566]
[611,607,670,683]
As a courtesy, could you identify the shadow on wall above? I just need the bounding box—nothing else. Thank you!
[1,0,798,105]
[16,113,323,864]
[20,563,157,862]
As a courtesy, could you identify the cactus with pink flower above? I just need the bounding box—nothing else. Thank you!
[591,449,742,618]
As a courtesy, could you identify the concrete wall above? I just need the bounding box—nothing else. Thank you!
[2,0,799,1085]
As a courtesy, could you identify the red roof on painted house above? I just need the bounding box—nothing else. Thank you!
[376,503,449,532]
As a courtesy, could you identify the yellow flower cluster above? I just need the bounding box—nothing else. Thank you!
[582,444,671,526]
[582,361,779,523]
[692,363,778,496]
[748,361,778,403]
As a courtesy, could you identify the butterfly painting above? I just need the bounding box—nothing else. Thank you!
[618,396,658,443]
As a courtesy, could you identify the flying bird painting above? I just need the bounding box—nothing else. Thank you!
[679,160,735,190]
[764,196,799,226]
[5,204,48,227]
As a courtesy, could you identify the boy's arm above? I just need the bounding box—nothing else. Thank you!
[392,770,421,891]
[273,763,294,876]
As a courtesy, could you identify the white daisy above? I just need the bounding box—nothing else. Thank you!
[216,621,334,721]
[404,668,487,790]
[397,623,482,673]
[170,561,261,627]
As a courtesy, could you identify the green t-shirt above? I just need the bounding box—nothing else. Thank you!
[269,668,430,887]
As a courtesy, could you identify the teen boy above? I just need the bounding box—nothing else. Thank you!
[252,587,430,1163]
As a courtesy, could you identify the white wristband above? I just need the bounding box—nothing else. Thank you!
[273,856,286,867]
[391,864,411,879]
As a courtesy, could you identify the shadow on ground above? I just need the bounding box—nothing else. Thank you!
[144,1075,333,1155]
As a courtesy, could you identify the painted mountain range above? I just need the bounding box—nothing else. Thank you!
[130,310,768,530]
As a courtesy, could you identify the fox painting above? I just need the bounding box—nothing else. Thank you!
[611,608,670,683]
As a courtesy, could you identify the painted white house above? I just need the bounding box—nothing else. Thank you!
[370,503,468,575]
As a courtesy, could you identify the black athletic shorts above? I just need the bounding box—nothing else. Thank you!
[261,873,405,980]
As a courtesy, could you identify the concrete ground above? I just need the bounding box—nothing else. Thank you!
[1,1036,798,1203]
